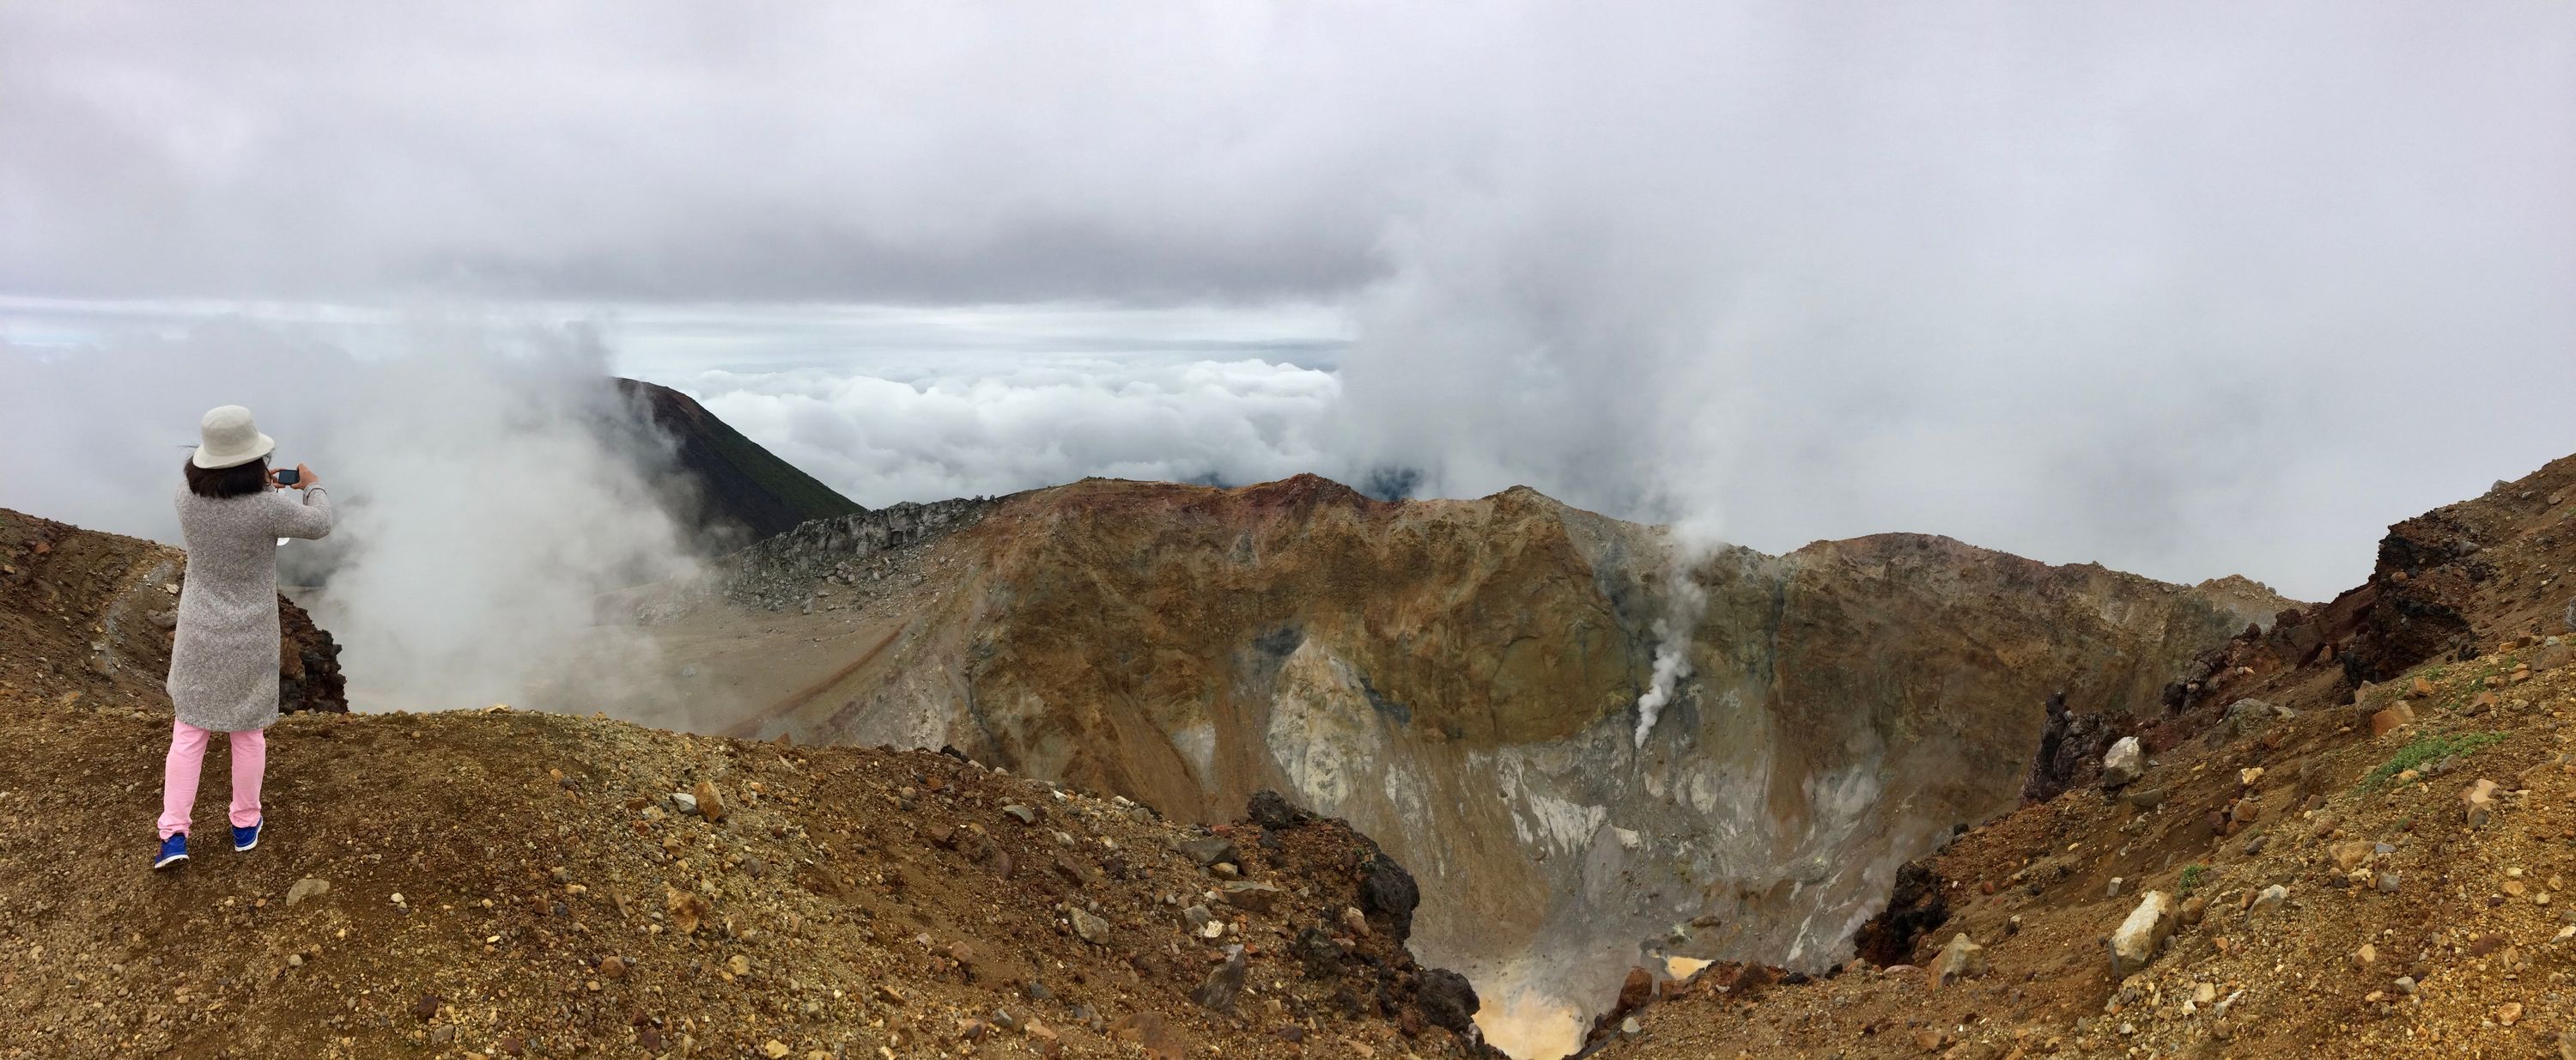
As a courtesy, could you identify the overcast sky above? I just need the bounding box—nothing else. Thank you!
[6,2,2574,601]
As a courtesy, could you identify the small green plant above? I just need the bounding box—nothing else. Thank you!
[2178,863,2208,894]
[2435,661,2510,714]
[2362,730,2506,789]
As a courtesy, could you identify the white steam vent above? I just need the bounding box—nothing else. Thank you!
[1633,575,1707,748]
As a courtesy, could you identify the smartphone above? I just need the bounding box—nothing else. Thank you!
[274,468,300,485]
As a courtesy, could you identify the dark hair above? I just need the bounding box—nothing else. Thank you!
[185,456,270,498]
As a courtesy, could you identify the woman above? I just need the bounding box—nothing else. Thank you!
[156,405,332,869]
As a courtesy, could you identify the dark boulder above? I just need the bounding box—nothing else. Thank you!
[1291,926,1342,979]
[1416,968,1479,1033]
[1248,789,1313,830]
[2020,692,2120,805]
[1359,850,1421,943]
[1850,860,1948,966]
[276,593,346,715]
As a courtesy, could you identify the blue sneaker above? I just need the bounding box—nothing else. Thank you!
[153,833,189,870]
[232,819,262,853]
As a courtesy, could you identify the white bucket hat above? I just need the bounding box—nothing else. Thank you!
[191,405,276,469]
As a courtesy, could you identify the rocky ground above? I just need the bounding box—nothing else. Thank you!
[1590,454,2576,1059]
[0,695,1492,1059]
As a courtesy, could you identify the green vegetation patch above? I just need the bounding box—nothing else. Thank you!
[2178,863,2208,895]
[2361,731,2506,790]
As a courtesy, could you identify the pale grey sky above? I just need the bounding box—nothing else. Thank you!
[5,2,2574,601]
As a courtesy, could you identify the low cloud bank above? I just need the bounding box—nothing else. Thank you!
[679,357,1341,509]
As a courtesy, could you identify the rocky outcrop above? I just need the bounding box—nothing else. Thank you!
[1583,453,2576,1060]
[1850,861,1950,966]
[2021,691,2130,804]
[701,496,998,612]
[0,508,346,715]
[275,593,346,715]
[690,474,2289,1046]
[2153,455,2576,719]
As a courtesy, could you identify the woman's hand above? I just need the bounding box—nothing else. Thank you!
[270,464,319,490]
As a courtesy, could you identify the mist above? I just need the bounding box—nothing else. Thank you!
[1,325,702,714]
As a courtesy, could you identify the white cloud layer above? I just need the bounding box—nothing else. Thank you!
[683,358,1341,508]
[4,3,2575,605]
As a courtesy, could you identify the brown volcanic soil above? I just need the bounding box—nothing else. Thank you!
[0,513,1492,1060]
[1595,454,2576,1058]
[0,700,1492,1060]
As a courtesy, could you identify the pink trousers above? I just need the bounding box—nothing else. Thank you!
[158,721,264,840]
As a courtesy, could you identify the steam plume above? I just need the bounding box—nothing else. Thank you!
[1632,574,1707,748]
[0,320,705,715]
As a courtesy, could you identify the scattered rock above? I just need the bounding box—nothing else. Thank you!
[2464,778,2500,826]
[1069,907,1111,945]
[1217,880,1282,912]
[1190,946,1248,1013]
[2108,892,2175,975]
[1928,933,1986,990]
[285,877,331,908]
[1340,905,1370,938]
[2249,884,2288,916]
[598,954,627,980]
[1003,804,1040,825]
[692,780,726,822]
[1109,1011,1190,1059]
[1175,835,1236,868]
[668,792,698,815]
[2100,737,2144,789]
[2532,643,2573,672]
[2227,698,2292,734]
[1616,967,1654,1013]
[2371,703,2415,739]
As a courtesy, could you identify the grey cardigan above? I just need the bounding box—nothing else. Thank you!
[167,484,334,731]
